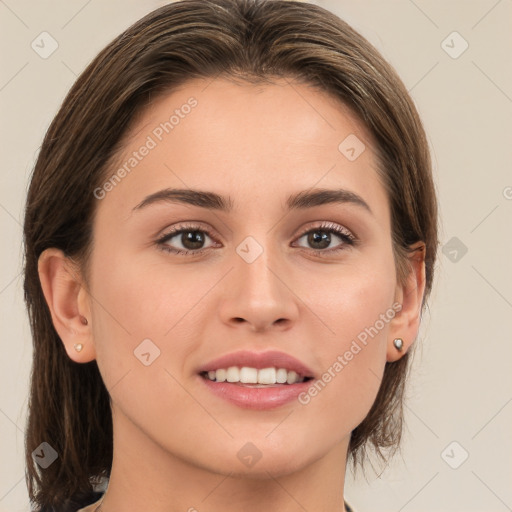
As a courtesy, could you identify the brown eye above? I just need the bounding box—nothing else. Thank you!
[175,230,207,250]
[157,224,219,255]
[294,222,356,254]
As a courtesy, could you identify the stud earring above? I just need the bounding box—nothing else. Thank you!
[393,338,404,351]
[80,316,88,326]
[74,343,84,352]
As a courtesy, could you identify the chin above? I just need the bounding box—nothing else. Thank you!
[209,438,318,479]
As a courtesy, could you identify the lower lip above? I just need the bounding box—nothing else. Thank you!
[198,375,313,410]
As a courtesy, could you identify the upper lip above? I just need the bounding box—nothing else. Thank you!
[197,350,315,378]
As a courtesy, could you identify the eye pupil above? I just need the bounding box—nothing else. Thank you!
[308,231,330,249]
[183,230,205,249]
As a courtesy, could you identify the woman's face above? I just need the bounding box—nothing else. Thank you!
[86,77,403,476]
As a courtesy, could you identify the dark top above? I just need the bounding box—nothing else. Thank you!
[37,491,104,512]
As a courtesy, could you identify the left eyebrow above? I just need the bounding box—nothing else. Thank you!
[132,187,373,216]
[286,188,373,216]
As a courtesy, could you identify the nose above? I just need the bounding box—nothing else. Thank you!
[218,243,300,333]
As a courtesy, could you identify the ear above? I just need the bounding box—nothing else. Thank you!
[387,242,426,362]
[38,248,96,362]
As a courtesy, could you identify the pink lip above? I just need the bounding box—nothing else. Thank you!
[198,376,313,410]
[196,350,315,411]
[196,349,315,377]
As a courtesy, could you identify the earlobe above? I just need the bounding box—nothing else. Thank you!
[386,242,426,362]
[37,248,95,362]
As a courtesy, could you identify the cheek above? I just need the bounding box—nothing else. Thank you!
[89,246,205,338]
[305,246,396,345]
[87,249,211,416]
[86,244,183,378]
[295,251,396,426]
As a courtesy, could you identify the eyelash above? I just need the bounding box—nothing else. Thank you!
[156,221,357,257]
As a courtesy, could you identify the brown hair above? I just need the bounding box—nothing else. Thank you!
[23,0,438,509]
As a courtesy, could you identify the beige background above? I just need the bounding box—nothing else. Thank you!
[1,1,511,510]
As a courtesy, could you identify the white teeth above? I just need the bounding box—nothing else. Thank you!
[286,370,298,385]
[258,367,276,384]
[215,368,227,382]
[240,367,258,384]
[226,366,239,382]
[203,366,306,385]
[276,368,288,383]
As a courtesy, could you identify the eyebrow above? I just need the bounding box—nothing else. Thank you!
[132,187,373,216]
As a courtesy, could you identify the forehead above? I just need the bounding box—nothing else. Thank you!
[95,77,389,224]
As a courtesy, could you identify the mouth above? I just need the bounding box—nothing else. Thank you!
[196,350,316,410]
[199,366,314,387]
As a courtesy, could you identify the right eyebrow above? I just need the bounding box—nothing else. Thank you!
[133,188,232,212]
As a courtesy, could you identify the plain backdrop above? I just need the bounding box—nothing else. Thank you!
[1,1,511,511]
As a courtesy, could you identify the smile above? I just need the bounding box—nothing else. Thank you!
[200,366,312,385]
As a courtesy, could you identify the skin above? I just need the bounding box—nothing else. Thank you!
[38,77,425,512]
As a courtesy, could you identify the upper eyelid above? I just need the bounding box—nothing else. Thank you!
[298,221,355,238]
[157,221,216,240]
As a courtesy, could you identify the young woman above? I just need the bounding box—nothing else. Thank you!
[23,1,439,511]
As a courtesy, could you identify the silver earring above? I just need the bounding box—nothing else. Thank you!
[393,338,404,351]
[74,343,84,352]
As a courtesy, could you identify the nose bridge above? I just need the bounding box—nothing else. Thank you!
[220,232,298,331]
[235,234,283,301]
